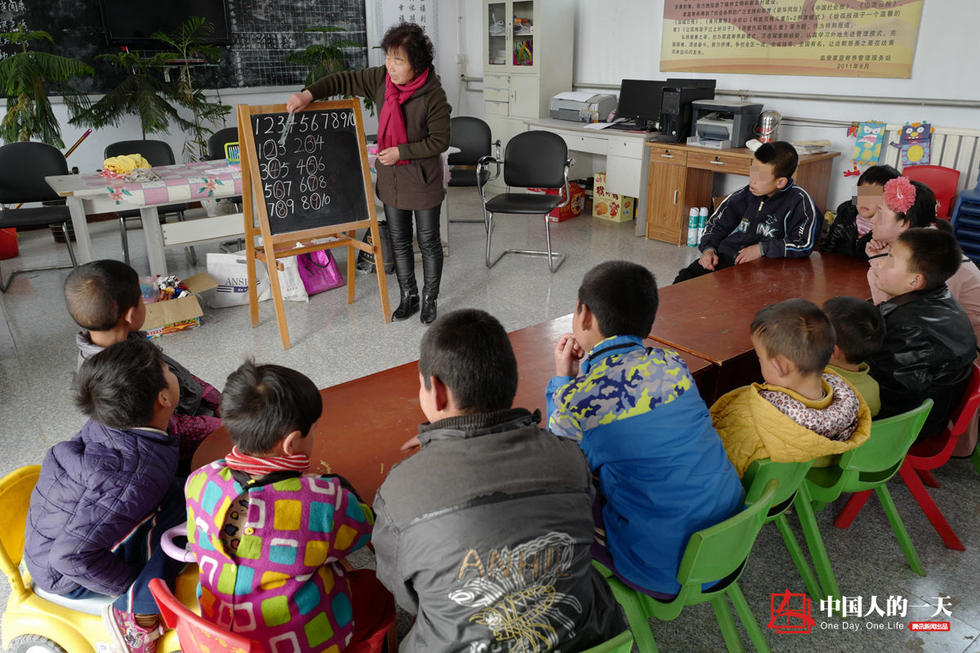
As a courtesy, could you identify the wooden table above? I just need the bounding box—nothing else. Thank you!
[192,314,714,501]
[644,142,840,245]
[648,252,871,399]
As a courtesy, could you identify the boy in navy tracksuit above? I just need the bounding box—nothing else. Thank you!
[674,141,819,283]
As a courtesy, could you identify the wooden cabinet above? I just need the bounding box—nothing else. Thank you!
[645,145,710,245]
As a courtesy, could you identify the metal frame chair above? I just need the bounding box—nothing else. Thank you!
[0,142,77,293]
[447,116,499,224]
[477,130,573,272]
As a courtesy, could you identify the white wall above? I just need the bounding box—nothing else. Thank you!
[454,0,980,209]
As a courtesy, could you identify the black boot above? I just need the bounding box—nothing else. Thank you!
[420,294,437,325]
[392,287,419,320]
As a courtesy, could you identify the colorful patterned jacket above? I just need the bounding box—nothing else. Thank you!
[546,335,744,595]
[185,462,373,652]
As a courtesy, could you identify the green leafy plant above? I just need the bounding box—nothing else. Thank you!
[70,49,191,139]
[0,28,93,147]
[153,16,230,160]
[286,26,374,115]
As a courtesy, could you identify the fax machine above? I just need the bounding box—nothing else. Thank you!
[549,91,618,123]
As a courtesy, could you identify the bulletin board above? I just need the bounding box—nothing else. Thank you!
[660,0,924,79]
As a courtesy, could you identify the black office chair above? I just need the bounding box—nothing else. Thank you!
[105,140,190,265]
[477,131,572,272]
[448,116,500,224]
[0,142,77,292]
[207,127,238,161]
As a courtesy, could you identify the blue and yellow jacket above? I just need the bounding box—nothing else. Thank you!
[546,335,744,595]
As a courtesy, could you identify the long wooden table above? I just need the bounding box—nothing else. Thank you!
[192,314,714,501]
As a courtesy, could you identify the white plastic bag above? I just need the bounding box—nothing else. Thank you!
[206,252,308,307]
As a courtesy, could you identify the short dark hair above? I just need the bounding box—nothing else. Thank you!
[381,22,434,76]
[754,141,798,180]
[220,361,322,454]
[898,228,963,290]
[419,309,517,413]
[64,260,141,331]
[750,299,835,375]
[578,261,658,339]
[857,164,900,187]
[74,338,168,428]
[822,296,885,364]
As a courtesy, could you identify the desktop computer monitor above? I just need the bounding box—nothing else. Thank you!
[614,79,665,130]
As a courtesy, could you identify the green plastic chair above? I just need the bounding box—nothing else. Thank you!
[798,398,933,597]
[595,479,779,653]
[581,629,635,652]
[742,459,824,601]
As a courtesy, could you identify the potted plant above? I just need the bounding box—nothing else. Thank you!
[0,28,92,147]
[153,17,230,161]
[286,26,374,115]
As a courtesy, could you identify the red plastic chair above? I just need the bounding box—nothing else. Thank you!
[834,363,980,550]
[149,578,259,653]
[902,165,961,218]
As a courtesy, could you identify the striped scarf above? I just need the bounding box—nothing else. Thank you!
[224,445,311,477]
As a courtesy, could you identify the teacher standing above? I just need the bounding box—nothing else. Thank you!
[287,23,451,325]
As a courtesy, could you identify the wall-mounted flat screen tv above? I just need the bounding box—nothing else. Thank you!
[99,0,232,46]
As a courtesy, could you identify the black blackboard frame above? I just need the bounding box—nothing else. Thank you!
[237,99,391,349]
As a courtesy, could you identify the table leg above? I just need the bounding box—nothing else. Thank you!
[140,206,167,276]
[66,197,93,264]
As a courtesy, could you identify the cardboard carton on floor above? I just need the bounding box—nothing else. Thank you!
[592,172,635,223]
[143,273,218,338]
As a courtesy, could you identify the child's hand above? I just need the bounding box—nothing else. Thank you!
[400,435,422,453]
[866,238,889,259]
[699,249,719,270]
[554,333,584,378]
[735,244,763,264]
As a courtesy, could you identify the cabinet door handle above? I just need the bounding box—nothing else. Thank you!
[660,153,674,159]
[709,159,725,166]
[673,190,678,204]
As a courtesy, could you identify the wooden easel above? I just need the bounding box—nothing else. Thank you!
[237,100,391,349]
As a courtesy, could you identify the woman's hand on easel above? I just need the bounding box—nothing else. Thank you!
[286,90,313,113]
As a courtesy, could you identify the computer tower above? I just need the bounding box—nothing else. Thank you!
[657,86,715,143]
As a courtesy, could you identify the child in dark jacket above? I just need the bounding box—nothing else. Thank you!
[674,141,819,283]
[868,228,977,441]
[25,339,186,653]
[65,260,221,466]
[819,164,900,258]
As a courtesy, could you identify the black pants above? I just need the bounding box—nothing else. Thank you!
[383,203,443,298]
[673,251,736,284]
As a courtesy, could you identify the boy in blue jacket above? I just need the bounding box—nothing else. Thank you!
[24,339,186,653]
[674,141,819,283]
[547,261,744,598]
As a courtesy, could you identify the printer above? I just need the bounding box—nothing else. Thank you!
[689,99,763,148]
[549,91,618,123]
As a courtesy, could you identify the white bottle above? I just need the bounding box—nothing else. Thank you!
[698,207,709,242]
[687,208,699,247]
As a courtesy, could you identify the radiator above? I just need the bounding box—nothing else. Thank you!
[879,124,980,192]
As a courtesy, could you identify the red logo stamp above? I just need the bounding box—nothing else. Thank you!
[769,590,815,634]
[909,622,951,631]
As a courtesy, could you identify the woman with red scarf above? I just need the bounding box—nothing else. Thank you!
[287,23,451,325]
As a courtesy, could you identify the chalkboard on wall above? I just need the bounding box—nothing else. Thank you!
[0,0,368,92]
[249,107,368,235]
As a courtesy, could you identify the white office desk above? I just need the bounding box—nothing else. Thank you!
[523,118,654,236]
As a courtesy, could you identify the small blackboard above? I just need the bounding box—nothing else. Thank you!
[249,108,369,235]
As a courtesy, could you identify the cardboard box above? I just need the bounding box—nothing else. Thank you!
[528,182,586,222]
[592,172,635,222]
[142,273,218,338]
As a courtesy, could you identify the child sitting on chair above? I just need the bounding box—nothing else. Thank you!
[711,299,872,477]
[823,296,886,417]
[65,260,221,465]
[185,361,383,653]
[25,339,187,653]
[868,228,977,442]
[819,164,900,259]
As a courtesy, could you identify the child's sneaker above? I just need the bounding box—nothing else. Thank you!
[102,605,163,653]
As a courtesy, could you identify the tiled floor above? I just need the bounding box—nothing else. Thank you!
[1,188,978,652]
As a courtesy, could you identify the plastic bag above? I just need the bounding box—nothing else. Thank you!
[298,249,345,295]
[355,221,395,275]
[206,252,308,307]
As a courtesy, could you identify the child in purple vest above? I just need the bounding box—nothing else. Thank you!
[185,361,386,652]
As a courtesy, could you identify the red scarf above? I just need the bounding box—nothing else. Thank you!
[224,445,311,477]
[377,68,430,166]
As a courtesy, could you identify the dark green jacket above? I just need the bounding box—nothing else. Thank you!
[306,65,451,210]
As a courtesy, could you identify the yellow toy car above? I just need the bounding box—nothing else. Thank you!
[1,466,198,653]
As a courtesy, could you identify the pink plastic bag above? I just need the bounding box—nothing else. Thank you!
[297,249,345,295]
